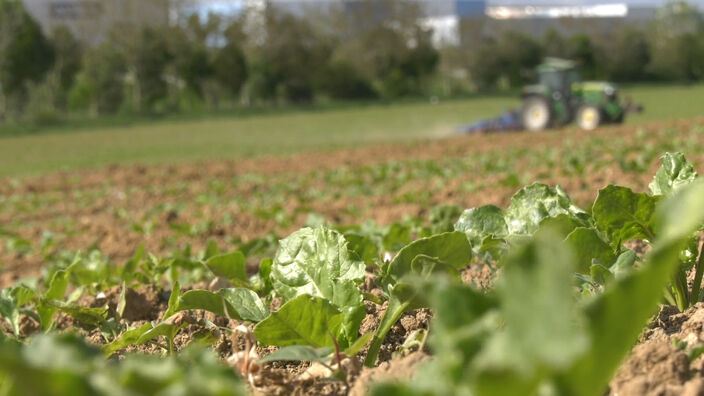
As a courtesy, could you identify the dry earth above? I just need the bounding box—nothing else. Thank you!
[4,118,704,286]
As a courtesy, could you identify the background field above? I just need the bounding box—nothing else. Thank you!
[1,80,703,395]
[1,83,703,178]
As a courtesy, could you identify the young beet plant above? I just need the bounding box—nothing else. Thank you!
[242,226,473,371]
[105,281,268,356]
[364,231,471,367]
[373,178,704,396]
[454,152,704,312]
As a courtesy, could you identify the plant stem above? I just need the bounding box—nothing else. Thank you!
[691,241,704,306]
[363,298,409,368]
[673,269,689,311]
[664,288,678,307]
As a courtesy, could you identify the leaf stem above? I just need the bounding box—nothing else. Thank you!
[363,298,409,368]
[673,269,689,311]
[691,240,704,307]
[664,287,677,306]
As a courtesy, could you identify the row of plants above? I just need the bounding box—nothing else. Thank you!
[2,152,704,395]
[4,124,701,271]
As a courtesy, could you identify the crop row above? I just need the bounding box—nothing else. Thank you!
[2,123,704,286]
[2,152,704,395]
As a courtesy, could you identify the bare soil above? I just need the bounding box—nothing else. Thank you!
[4,118,704,286]
[610,303,704,396]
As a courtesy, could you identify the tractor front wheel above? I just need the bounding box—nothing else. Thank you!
[576,105,601,131]
[522,97,551,132]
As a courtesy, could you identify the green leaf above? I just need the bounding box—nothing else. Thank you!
[204,251,248,284]
[504,183,586,235]
[649,152,697,196]
[366,232,471,367]
[535,214,584,239]
[476,236,509,262]
[205,239,220,259]
[103,323,153,356]
[344,232,380,266]
[454,205,508,250]
[345,332,373,356]
[136,322,186,349]
[383,223,412,252]
[116,282,127,320]
[163,281,180,319]
[42,300,109,328]
[382,231,471,289]
[11,285,36,307]
[218,288,269,322]
[0,291,20,337]
[177,288,268,322]
[256,258,273,294]
[178,290,227,316]
[610,250,637,279]
[0,333,245,395]
[340,303,366,349]
[592,185,660,247]
[558,179,704,396]
[0,333,99,380]
[257,345,334,364]
[392,277,496,395]
[473,231,588,393]
[430,204,463,234]
[565,228,617,274]
[121,244,145,282]
[270,226,365,309]
[37,270,69,331]
[589,262,613,285]
[254,295,343,348]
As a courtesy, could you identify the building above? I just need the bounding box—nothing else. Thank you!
[257,0,486,47]
[24,0,702,47]
[22,0,171,45]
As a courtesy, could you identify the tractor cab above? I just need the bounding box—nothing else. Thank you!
[521,58,626,131]
[537,58,581,97]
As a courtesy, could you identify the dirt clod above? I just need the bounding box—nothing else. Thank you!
[350,351,429,396]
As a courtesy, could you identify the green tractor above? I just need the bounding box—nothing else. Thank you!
[521,58,639,132]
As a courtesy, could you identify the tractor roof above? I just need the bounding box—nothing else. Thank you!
[537,58,577,73]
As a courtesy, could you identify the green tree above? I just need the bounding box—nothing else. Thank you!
[648,0,704,80]
[467,40,503,91]
[166,26,213,99]
[81,44,127,115]
[565,34,598,79]
[328,0,438,97]
[542,28,567,57]
[49,26,82,110]
[319,60,376,99]
[603,28,651,82]
[249,12,331,103]
[677,32,704,80]
[497,31,543,88]
[332,23,438,97]
[213,42,248,98]
[132,28,172,111]
[0,0,55,117]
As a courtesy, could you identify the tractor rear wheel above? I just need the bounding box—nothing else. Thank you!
[522,97,551,132]
[576,105,601,131]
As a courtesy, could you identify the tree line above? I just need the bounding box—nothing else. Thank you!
[1,0,703,125]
